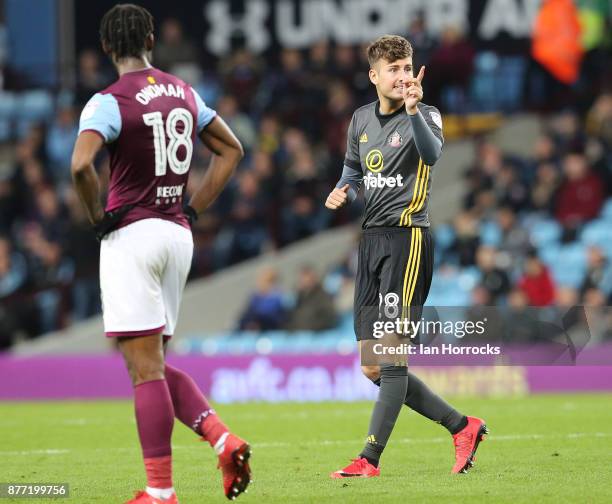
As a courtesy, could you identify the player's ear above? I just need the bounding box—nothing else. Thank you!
[145,33,154,52]
[369,67,378,85]
[101,40,111,56]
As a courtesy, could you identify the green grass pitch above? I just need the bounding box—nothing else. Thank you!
[2,394,612,503]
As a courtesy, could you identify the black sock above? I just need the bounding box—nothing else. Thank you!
[448,415,468,435]
[360,454,380,468]
[371,371,466,435]
[360,365,408,465]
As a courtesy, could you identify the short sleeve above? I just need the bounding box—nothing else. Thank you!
[422,105,444,145]
[78,93,121,143]
[344,113,361,171]
[192,88,217,133]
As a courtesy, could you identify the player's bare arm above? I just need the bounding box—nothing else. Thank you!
[71,131,105,225]
[187,115,244,216]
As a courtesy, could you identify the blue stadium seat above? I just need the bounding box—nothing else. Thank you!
[0,91,17,120]
[479,220,502,246]
[497,56,527,110]
[18,90,54,121]
[0,92,17,141]
[548,243,587,288]
[470,53,527,111]
[530,219,562,249]
[459,266,481,291]
[600,198,612,221]
[539,245,561,267]
[581,219,612,256]
[434,224,455,252]
[441,86,467,114]
[470,52,499,112]
[428,270,471,306]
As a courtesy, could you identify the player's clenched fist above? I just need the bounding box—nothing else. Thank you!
[325,184,350,210]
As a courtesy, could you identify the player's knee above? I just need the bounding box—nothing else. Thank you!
[128,359,165,385]
[361,365,380,382]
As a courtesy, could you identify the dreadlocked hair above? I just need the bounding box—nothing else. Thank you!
[99,4,154,59]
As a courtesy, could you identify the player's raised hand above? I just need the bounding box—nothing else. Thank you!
[325,184,350,210]
[403,66,425,115]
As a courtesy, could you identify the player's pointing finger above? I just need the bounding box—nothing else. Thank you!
[416,66,425,83]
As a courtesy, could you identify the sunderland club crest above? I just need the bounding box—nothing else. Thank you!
[387,130,403,147]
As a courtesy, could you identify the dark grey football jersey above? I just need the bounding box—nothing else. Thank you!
[345,101,444,228]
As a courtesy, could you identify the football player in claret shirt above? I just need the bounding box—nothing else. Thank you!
[325,35,488,479]
[71,4,250,503]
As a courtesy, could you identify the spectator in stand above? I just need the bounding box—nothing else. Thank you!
[404,12,435,70]
[0,171,19,234]
[471,284,492,306]
[286,265,338,331]
[153,18,200,73]
[494,162,529,211]
[256,114,282,158]
[581,246,612,300]
[20,223,73,334]
[554,151,604,235]
[213,171,270,268]
[323,80,354,164]
[0,236,31,348]
[307,39,331,77]
[46,104,78,186]
[304,39,332,112]
[63,187,101,320]
[220,49,263,111]
[238,268,286,331]
[517,249,556,306]
[34,185,67,242]
[251,150,281,203]
[555,286,579,307]
[427,25,475,109]
[330,44,359,90]
[463,140,503,209]
[503,288,540,342]
[549,111,585,153]
[282,148,329,245]
[75,49,112,106]
[475,245,511,303]
[531,133,560,166]
[586,92,612,146]
[451,211,480,266]
[581,287,612,342]
[15,158,48,222]
[530,162,561,212]
[496,206,531,264]
[215,94,257,151]
[583,287,607,307]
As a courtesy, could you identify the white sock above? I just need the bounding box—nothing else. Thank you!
[146,486,175,500]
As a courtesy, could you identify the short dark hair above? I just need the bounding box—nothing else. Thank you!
[367,35,413,67]
[99,4,154,59]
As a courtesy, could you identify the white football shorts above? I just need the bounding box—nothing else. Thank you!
[99,218,193,338]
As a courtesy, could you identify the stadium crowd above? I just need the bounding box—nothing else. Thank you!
[0,16,611,347]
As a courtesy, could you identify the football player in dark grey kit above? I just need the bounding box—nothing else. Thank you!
[326,35,488,478]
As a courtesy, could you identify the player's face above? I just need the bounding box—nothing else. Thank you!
[369,57,414,102]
